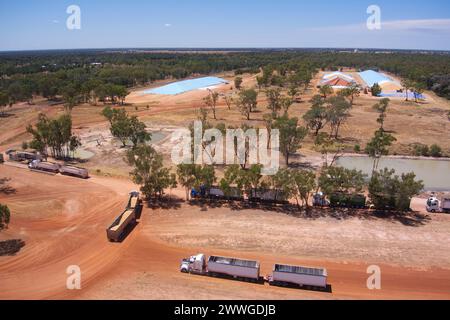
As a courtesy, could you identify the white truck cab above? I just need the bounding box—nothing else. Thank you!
[180,254,206,274]
[427,196,450,213]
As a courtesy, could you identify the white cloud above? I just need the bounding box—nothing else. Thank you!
[52,20,60,24]
[307,19,450,34]
[164,23,172,27]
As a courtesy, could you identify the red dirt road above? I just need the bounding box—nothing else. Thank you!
[1,165,449,300]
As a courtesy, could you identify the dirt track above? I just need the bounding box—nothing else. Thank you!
[1,165,449,300]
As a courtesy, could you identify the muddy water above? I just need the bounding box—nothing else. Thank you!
[336,156,450,191]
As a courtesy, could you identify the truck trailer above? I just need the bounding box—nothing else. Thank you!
[106,192,141,242]
[249,189,289,205]
[427,195,450,213]
[59,165,89,179]
[268,264,328,290]
[180,253,261,282]
[28,160,60,174]
[8,150,43,163]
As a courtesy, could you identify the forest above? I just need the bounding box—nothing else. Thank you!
[0,49,450,108]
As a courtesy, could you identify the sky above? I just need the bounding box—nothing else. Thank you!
[0,0,450,51]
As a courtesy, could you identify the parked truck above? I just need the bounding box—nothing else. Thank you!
[191,186,244,201]
[28,160,60,174]
[329,193,366,209]
[180,253,261,282]
[249,188,289,205]
[427,195,450,213]
[7,150,43,163]
[106,191,141,242]
[59,165,89,179]
[268,264,328,290]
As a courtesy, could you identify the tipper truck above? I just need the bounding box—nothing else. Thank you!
[28,160,60,174]
[268,264,328,290]
[59,165,89,179]
[427,195,450,213]
[106,191,141,242]
[180,254,261,282]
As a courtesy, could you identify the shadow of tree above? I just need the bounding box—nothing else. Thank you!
[0,239,26,256]
[146,196,183,210]
[186,199,431,227]
[0,178,16,195]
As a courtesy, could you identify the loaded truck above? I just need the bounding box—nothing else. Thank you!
[249,189,289,205]
[180,253,329,291]
[268,264,328,290]
[329,193,366,209]
[106,191,141,242]
[59,165,89,179]
[28,160,60,174]
[7,150,43,163]
[180,253,261,282]
[427,195,450,213]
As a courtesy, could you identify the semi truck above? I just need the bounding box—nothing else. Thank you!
[249,189,289,205]
[180,253,261,282]
[267,264,328,290]
[59,165,89,179]
[427,195,450,213]
[329,193,366,209]
[106,191,141,242]
[180,253,329,291]
[191,186,244,201]
[28,160,60,174]
[7,150,43,163]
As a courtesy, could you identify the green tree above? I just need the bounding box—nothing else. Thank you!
[274,115,308,166]
[203,90,220,120]
[0,91,9,116]
[371,83,382,96]
[234,77,243,90]
[319,85,333,98]
[0,204,10,230]
[128,116,151,147]
[291,169,317,209]
[265,88,283,117]
[126,144,174,199]
[235,89,258,120]
[429,144,442,157]
[369,168,424,211]
[325,95,352,139]
[372,98,390,130]
[365,129,397,173]
[319,166,366,196]
[303,95,328,136]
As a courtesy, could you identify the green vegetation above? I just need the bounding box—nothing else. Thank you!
[126,144,176,200]
[0,204,10,230]
[371,83,382,96]
[2,49,449,112]
[413,143,443,157]
[26,113,81,159]
[369,168,424,211]
[102,106,151,147]
[273,115,308,166]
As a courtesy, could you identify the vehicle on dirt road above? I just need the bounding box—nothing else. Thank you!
[427,195,450,213]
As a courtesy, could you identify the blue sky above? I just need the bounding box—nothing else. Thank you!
[1,0,450,51]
